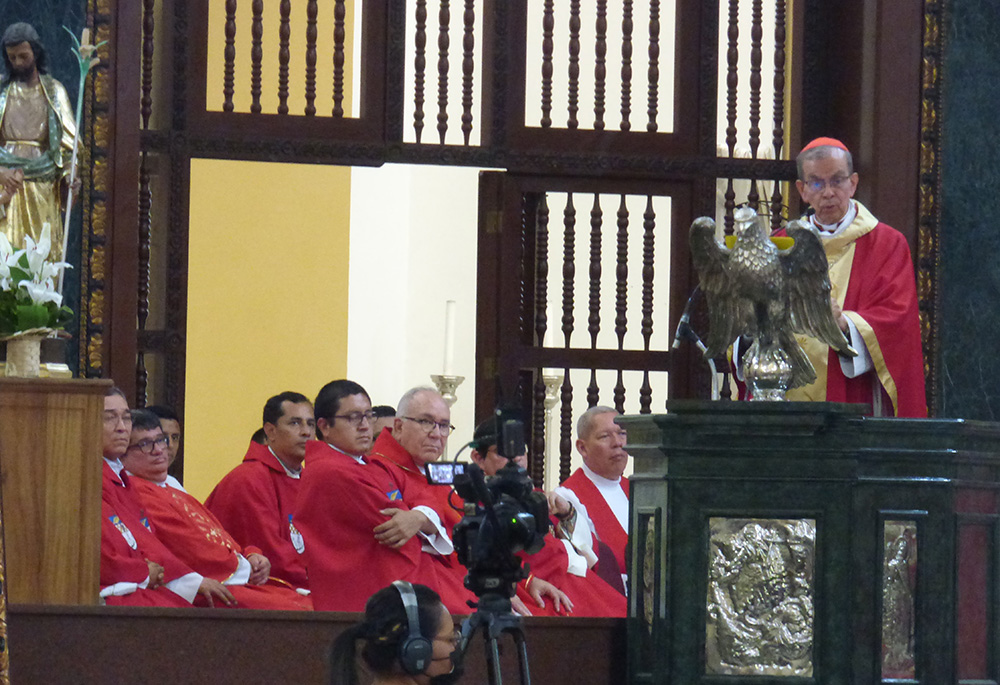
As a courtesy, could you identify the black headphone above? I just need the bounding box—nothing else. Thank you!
[393,580,433,675]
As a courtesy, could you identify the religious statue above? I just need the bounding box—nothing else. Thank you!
[0,23,76,262]
[690,206,856,400]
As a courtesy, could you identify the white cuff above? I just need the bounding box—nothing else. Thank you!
[225,553,252,586]
[560,539,589,578]
[100,581,141,598]
[413,505,454,556]
[164,572,203,603]
[839,316,873,378]
[553,486,596,536]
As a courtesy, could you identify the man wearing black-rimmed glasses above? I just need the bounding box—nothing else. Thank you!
[295,380,472,613]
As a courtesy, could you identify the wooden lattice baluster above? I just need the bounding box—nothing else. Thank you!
[224,0,237,113]
[747,0,763,208]
[559,371,573,481]
[414,0,428,143]
[333,0,346,117]
[535,195,550,347]
[278,0,291,115]
[613,196,629,412]
[594,0,607,130]
[724,0,739,233]
[532,372,546,484]
[587,194,602,407]
[460,0,475,144]
[540,0,554,129]
[250,0,263,114]
[567,0,580,129]
[437,0,451,144]
[620,0,633,131]
[141,0,154,128]
[137,152,151,404]
[639,196,655,413]
[562,193,576,348]
[647,0,660,132]
[305,0,318,116]
[770,0,787,231]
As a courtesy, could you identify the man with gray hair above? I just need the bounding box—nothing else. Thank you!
[0,22,76,259]
[555,406,630,588]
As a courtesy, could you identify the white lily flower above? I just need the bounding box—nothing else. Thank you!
[18,280,63,307]
[0,231,12,260]
[40,261,71,282]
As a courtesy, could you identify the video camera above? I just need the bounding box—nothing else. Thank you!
[451,411,548,597]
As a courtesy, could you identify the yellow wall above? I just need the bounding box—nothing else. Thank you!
[184,160,351,500]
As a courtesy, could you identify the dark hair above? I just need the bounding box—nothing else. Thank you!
[130,409,163,433]
[372,405,396,419]
[329,583,443,685]
[471,417,498,452]
[105,385,127,400]
[1,23,47,78]
[146,404,180,424]
[250,427,267,444]
[314,380,370,438]
[262,391,311,427]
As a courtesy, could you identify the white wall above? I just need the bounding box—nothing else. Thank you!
[347,164,481,456]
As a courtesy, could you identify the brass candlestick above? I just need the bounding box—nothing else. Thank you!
[430,374,465,407]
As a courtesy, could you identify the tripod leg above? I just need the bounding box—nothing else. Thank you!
[484,635,504,685]
[511,630,531,685]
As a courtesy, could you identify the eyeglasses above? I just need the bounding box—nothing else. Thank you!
[402,416,455,435]
[434,628,462,649]
[803,175,852,193]
[128,435,169,454]
[333,411,375,427]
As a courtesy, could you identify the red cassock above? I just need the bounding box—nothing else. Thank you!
[560,468,629,575]
[128,477,311,610]
[295,440,473,613]
[515,534,626,618]
[204,441,308,589]
[100,462,192,607]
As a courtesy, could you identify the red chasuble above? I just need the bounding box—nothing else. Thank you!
[295,441,473,613]
[205,441,308,589]
[100,462,192,607]
[129,477,312,610]
[560,468,629,574]
[823,223,926,417]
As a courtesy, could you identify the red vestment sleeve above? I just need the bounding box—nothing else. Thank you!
[560,468,629,574]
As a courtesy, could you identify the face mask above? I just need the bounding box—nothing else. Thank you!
[427,648,465,685]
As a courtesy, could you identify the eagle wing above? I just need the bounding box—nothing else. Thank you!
[689,216,751,357]
[779,220,857,357]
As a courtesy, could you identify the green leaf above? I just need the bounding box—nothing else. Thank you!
[8,266,29,283]
[15,304,49,330]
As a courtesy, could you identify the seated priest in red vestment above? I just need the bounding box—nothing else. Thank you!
[205,391,313,591]
[121,410,312,610]
[556,407,630,592]
[468,419,626,617]
[100,387,226,607]
[295,380,474,613]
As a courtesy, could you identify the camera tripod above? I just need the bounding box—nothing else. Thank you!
[460,592,531,685]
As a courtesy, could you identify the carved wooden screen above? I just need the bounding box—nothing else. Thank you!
[109,0,815,484]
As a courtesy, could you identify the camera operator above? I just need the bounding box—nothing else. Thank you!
[468,421,625,618]
[329,582,464,685]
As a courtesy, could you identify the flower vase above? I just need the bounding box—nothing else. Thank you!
[4,334,44,377]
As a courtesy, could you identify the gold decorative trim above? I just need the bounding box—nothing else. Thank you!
[918,0,945,413]
[881,520,917,679]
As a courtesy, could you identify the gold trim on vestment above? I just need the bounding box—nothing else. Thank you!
[785,202,899,413]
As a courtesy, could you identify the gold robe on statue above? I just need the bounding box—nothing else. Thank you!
[0,74,76,260]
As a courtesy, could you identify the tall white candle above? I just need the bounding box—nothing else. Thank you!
[443,300,456,375]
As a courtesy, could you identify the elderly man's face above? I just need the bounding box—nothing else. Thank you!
[5,41,36,81]
[393,391,451,468]
[576,411,629,481]
[103,394,132,459]
[795,150,858,225]
[122,426,170,482]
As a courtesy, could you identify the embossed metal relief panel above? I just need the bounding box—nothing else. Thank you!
[881,520,917,680]
[706,517,815,677]
[634,509,662,673]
